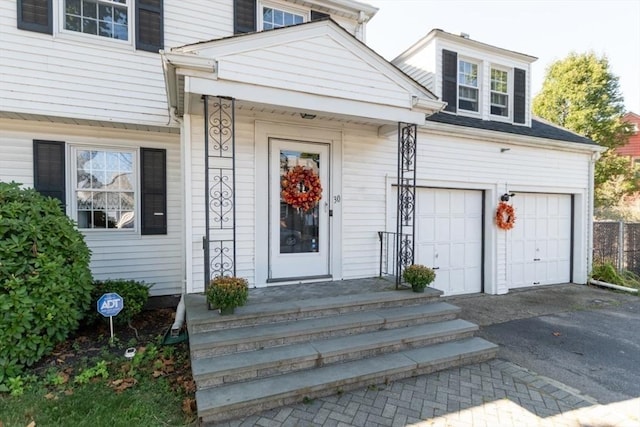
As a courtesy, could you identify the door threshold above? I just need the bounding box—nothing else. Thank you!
[267,274,333,284]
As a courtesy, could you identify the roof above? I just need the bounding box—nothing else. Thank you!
[425,113,598,146]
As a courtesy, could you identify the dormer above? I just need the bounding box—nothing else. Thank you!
[234,0,378,41]
[393,29,537,127]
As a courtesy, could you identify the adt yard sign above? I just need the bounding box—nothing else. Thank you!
[98,293,124,317]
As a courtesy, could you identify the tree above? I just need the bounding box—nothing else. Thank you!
[533,52,635,211]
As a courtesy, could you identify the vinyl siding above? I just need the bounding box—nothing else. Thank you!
[0,118,183,296]
[0,0,233,126]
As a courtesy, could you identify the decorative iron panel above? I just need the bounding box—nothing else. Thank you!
[204,96,236,286]
[395,122,417,288]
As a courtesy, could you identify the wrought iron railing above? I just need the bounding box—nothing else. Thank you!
[378,231,411,280]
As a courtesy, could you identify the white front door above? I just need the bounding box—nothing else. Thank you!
[415,188,483,296]
[269,139,330,280]
[508,193,572,288]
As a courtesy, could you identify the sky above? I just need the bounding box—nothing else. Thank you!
[364,0,640,114]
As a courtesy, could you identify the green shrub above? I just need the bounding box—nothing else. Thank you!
[0,182,92,385]
[89,279,152,325]
[206,276,249,310]
[590,262,624,285]
[402,264,436,291]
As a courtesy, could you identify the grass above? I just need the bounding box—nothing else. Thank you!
[0,309,196,427]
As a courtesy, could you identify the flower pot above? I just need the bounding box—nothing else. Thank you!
[218,306,235,315]
[412,286,425,293]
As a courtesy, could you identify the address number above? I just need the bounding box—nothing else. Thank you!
[333,195,341,203]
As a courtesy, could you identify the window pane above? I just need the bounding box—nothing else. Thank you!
[114,6,127,25]
[99,4,112,21]
[65,0,128,40]
[66,15,81,31]
[294,15,303,24]
[99,21,113,38]
[66,0,81,15]
[263,7,273,22]
[83,0,97,19]
[274,10,284,26]
[113,24,128,40]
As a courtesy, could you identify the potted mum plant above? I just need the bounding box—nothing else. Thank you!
[206,276,249,315]
[402,264,436,293]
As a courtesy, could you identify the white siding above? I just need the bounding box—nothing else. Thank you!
[0,119,183,296]
[215,35,411,108]
[0,0,233,126]
[394,42,436,94]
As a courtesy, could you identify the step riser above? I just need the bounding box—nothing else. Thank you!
[199,347,498,425]
[192,294,442,333]
[195,329,476,389]
[191,312,459,359]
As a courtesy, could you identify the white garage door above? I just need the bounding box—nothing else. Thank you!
[508,193,572,289]
[415,188,483,296]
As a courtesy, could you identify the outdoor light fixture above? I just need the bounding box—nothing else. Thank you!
[300,113,316,119]
[501,193,516,202]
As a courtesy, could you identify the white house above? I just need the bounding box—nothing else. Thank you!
[0,0,601,297]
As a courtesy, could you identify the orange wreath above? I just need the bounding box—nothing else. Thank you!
[495,201,516,230]
[281,165,323,211]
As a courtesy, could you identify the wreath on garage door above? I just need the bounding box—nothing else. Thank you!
[495,201,516,230]
[281,165,323,212]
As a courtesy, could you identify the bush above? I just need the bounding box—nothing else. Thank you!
[0,182,93,384]
[206,276,249,310]
[402,264,436,291]
[89,279,152,325]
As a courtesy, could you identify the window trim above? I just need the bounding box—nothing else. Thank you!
[70,145,139,233]
[59,0,133,45]
[457,58,481,115]
[257,0,309,30]
[489,65,512,121]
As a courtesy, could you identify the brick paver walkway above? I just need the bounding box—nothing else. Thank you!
[218,359,639,427]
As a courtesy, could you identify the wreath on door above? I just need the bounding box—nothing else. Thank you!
[281,165,323,212]
[495,201,516,230]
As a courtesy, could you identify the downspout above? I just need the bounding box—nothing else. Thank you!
[171,109,187,337]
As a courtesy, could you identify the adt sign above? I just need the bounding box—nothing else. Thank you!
[97,293,124,318]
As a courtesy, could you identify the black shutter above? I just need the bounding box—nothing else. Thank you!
[234,0,256,34]
[136,0,163,52]
[33,140,65,206]
[442,49,458,113]
[17,0,52,34]
[141,148,167,235]
[311,10,330,21]
[514,68,526,124]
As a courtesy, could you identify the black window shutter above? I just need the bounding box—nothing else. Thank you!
[234,0,256,34]
[33,140,65,207]
[514,68,526,124]
[442,49,458,113]
[136,0,163,52]
[311,10,330,21]
[17,0,52,34]
[141,148,167,235]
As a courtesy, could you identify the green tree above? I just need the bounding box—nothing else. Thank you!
[532,52,635,210]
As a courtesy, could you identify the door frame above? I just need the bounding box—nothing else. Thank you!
[255,121,343,287]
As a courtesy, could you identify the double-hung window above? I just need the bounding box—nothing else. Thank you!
[74,148,136,230]
[64,0,129,41]
[260,2,306,30]
[490,68,509,117]
[458,60,479,112]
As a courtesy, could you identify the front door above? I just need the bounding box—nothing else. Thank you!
[269,139,330,280]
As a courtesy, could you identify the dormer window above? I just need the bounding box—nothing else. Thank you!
[490,68,509,117]
[458,60,479,112]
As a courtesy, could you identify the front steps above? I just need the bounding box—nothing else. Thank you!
[185,284,497,425]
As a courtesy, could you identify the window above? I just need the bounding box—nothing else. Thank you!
[64,0,129,40]
[262,5,304,30]
[490,68,509,117]
[74,148,136,230]
[458,60,479,112]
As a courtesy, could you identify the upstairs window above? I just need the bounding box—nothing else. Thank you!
[262,6,304,30]
[64,0,129,40]
[458,60,479,112]
[490,68,509,117]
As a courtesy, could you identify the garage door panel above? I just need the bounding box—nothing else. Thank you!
[416,188,483,296]
[508,193,571,289]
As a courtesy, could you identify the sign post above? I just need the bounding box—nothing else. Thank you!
[97,293,124,343]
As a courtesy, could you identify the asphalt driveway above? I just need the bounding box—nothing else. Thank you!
[448,284,640,404]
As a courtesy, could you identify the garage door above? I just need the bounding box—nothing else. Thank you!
[415,188,483,296]
[508,193,572,289]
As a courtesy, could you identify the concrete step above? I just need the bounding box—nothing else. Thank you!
[186,287,443,334]
[189,302,461,359]
[193,318,478,389]
[197,337,498,425]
